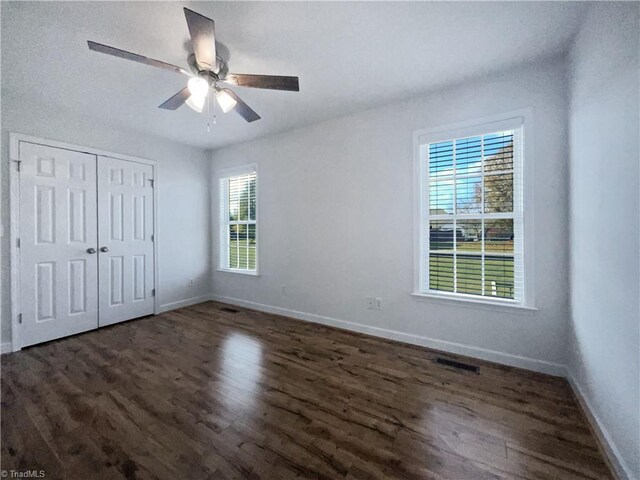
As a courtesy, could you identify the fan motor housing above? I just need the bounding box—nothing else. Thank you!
[187,53,228,80]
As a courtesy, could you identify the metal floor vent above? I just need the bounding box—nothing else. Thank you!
[220,307,239,314]
[435,357,480,374]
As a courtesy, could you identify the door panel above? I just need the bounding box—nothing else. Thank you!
[19,142,99,347]
[98,156,155,326]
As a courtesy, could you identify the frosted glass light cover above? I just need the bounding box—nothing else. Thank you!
[186,94,205,113]
[188,77,209,98]
[216,89,237,113]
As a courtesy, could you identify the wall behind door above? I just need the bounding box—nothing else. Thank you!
[0,95,212,349]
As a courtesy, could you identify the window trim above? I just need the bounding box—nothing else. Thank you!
[218,164,259,276]
[412,109,535,309]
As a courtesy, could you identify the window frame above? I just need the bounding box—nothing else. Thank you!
[218,164,259,276]
[412,110,535,310]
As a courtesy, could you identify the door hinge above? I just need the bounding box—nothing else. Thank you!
[16,238,20,248]
[149,179,155,188]
[17,313,22,324]
[13,160,21,172]
[151,289,156,297]
[151,234,155,242]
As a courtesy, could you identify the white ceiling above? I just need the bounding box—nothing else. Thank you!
[1,1,588,150]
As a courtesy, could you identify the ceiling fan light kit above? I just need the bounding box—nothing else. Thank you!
[185,76,209,113]
[185,93,206,113]
[87,7,299,125]
[187,76,209,98]
[215,88,237,113]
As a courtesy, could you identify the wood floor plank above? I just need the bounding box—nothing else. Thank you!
[1,301,612,479]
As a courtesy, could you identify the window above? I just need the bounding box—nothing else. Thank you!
[416,117,527,305]
[219,168,257,274]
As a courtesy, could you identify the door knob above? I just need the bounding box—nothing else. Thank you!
[86,248,97,254]
[100,246,110,253]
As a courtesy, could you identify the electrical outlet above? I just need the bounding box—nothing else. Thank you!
[374,297,382,310]
[366,297,382,310]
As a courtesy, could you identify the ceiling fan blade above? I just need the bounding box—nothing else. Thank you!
[224,74,299,92]
[88,41,190,76]
[158,87,190,110]
[183,8,217,72]
[221,88,261,123]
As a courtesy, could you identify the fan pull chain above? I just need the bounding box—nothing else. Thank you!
[213,90,217,125]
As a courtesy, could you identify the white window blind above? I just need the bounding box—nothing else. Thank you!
[420,123,525,303]
[219,170,257,272]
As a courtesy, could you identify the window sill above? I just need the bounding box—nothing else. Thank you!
[411,292,537,315]
[217,269,260,277]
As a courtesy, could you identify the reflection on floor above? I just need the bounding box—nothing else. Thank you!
[1,301,612,479]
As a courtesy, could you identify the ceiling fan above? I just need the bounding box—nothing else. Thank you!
[88,7,299,123]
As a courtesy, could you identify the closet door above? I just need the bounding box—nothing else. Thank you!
[18,142,99,347]
[97,156,155,326]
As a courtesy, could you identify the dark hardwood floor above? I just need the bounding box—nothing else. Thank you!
[1,301,611,479]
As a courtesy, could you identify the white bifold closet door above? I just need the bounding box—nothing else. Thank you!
[18,143,155,348]
[97,156,155,327]
[19,143,99,346]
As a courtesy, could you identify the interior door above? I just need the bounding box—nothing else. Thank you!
[18,142,99,347]
[97,156,155,326]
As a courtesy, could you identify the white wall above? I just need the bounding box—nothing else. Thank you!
[568,3,640,479]
[0,95,212,349]
[210,57,570,373]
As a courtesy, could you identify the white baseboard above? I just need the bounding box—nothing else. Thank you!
[210,294,633,478]
[210,294,566,376]
[158,294,213,314]
[0,297,214,355]
[0,290,628,478]
[567,373,635,480]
